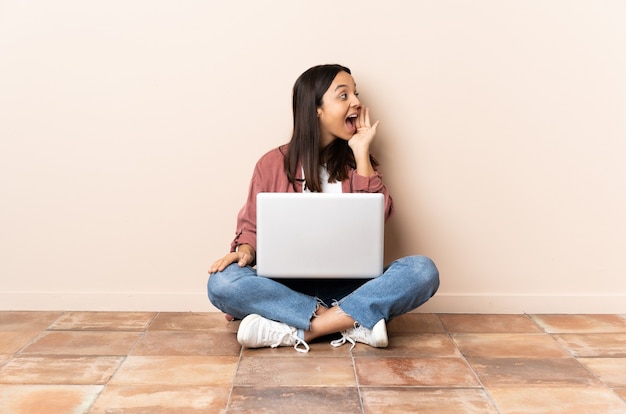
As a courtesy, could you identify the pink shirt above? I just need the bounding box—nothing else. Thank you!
[230,145,395,253]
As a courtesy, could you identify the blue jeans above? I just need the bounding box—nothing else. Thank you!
[207,255,439,330]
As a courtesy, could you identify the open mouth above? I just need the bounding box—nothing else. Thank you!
[345,114,357,134]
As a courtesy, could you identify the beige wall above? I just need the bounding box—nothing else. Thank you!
[1,1,625,312]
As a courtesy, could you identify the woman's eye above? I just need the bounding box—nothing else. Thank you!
[355,92,360,97]
[339,93,347,99]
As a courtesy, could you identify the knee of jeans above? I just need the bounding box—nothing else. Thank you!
[207,266,234,302]
[409,255,440,292]
[207,274,219,303]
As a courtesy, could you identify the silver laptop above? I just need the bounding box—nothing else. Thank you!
[256,192,384,278]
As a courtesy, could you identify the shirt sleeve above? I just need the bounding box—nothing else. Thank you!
[230,166,263,254]
[349,169,395,222]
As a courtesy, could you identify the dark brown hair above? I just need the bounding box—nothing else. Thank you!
[284,64,378,192]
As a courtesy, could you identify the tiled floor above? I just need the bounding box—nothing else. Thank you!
[1,312,626,413]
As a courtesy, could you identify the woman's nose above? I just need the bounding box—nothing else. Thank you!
[351,94,361,108]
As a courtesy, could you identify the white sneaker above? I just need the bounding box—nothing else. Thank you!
[237,314,310,353]
[330,319,388,350]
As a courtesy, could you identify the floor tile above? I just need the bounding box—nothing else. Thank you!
[0,311,62,331]
[356,357,479,387]
[614,388,626,402]
[110,355,238,386]
[20,331,142,356]
[0,355,10,367]
[0,384,103,414]
[439,314,543,333]
[352,333,460,357]
[149,312,238,333]
[387,313,445,333]
[578,358,626,387]
[553,333,626,357]
[531,314,626,333]
[452,333,570,358]
[3,311,626,413]
[241,341,350,357]
[235,356,356,387]
[0,356,123,385]
[228,386,361,413]
[487,386,626,413]
[132,331,241,356]
[468,357,601,387]
[361,387,499,414]
[0,331,41,354]
[90,384,230,413]
[49,311,155,331]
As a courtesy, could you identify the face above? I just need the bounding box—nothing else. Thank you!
[317,71,361,148]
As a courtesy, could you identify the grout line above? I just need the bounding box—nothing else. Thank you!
[84,311,160,413]
[350,347,366,414]
[11,311,68,356]
[527,313,626,396]
[223,322,244,413]
[437,313,504,414]
[526,313,549,333]
[566,345,619,392]
[48,310,68,329]
[524,313,541,330]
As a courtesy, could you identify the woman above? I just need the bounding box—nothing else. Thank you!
[208,64,439,353]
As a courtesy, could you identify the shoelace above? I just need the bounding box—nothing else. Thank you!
[293,336,310,353]
[330,333,357,350]
[330,323,370,350]
[268,329,310,353]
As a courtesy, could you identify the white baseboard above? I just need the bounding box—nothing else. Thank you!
[415,293,626,314]
[1,291,625,314]
[0,292,218,312]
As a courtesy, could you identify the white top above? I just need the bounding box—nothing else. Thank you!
[303,165,342,193]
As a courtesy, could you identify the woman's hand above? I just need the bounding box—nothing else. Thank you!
[349,106,379,177]
[208,244,255,274]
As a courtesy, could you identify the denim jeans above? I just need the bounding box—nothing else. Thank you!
[207,255,439,330]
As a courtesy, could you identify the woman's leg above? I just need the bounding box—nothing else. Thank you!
[303,306,355,342]
[304,256,438,342]
[209,256,438,350]
[207,263,318,330]
[335,255,440,329]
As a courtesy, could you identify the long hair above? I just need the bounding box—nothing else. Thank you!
[283,64,378,192]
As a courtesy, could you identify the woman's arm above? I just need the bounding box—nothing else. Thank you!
[348,106,379,177]
[347,106,394,220]
[209,148,287,274]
